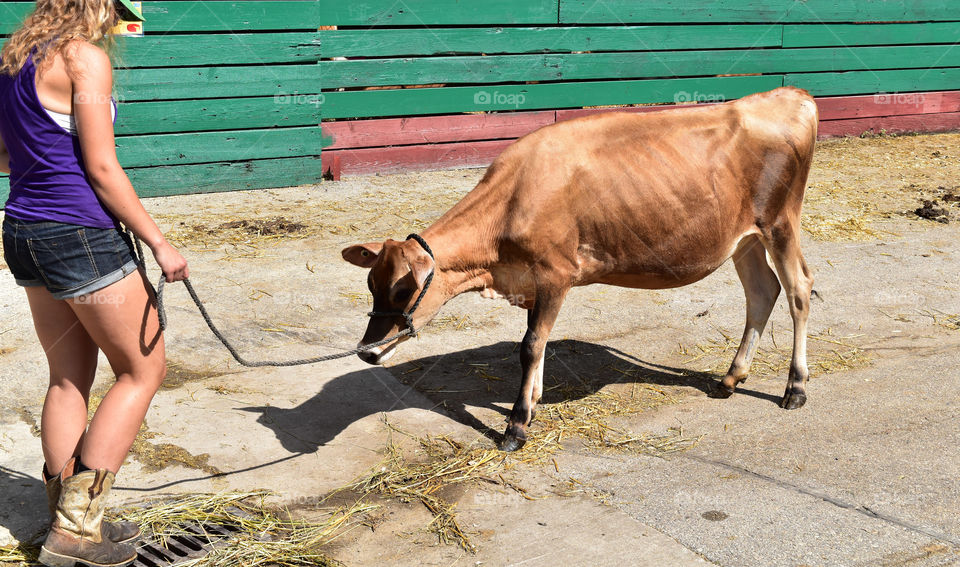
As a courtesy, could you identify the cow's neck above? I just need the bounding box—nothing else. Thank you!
[421,179,506,300]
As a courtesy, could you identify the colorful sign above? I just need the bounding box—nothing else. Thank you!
[110,1,144,36]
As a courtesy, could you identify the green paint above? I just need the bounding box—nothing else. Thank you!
[127,157,323,198]
[320,25,782,57]
[560,0,960,24]
[116,127,327,168]
[115,98,321,136]
[322,75,784,119]
[115,65,323,102]
[785,68,960,96]
[322,45,960,89]
[318,0,557,26]
[783,22,960,48]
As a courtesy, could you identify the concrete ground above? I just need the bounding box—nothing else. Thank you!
[1,133,959,566]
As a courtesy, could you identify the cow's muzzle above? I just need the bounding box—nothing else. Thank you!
[356,337,404,365]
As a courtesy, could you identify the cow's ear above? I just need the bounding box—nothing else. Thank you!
[342,242,383,268]
[409,253,434,289]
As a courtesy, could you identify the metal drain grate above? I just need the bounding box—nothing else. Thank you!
[133,522,243,567]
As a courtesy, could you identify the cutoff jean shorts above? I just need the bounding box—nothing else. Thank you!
[2,217,139,300]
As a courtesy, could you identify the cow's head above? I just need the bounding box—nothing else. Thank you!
[342,237,441,364]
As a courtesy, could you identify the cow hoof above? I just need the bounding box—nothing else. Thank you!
[708,381,736,399]
[780,391,807,410]
[499,425,527,452]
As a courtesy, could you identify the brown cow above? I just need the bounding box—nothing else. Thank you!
[343,87,819,451]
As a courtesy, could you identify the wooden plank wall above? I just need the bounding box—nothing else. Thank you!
[0,1,325,201]
[3,1,960,193]
[318,0,960,177]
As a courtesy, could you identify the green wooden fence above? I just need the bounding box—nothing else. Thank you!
[2,1,960,201]
[1,1,324,200]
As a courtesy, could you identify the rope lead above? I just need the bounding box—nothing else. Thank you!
[144,233,434,368]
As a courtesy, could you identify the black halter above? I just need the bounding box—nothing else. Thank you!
[367,234,435,335]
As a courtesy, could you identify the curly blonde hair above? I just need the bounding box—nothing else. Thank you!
[0,0,117,76]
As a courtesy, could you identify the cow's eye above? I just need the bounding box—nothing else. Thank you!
[394,288,414,304]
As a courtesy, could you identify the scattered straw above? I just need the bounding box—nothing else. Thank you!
[118,490,373,567]
[343,380,695,554]
[429,314,474,331]
[0,542,39,565]
[346,432,510,552]
[162,216,315,250]
[921,309,960,331]
[679,326,870,377]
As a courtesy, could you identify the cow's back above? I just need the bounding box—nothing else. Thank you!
[487,87,818,288]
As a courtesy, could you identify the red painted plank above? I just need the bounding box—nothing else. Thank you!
[320,91,960,177]
[816,91,960,120]
[322,139,514,177]
[818,111,960,138]
[322,111,556,149]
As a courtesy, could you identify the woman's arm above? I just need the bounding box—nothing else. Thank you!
[67,41,188,282]
[0,132,9,174]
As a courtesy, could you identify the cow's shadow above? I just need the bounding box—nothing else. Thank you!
[241,339,782,452]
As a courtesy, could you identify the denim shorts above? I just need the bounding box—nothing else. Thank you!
[2,217,139,300]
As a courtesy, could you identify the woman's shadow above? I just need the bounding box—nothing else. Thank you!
[240,339,782,452]
[0,465,48,548]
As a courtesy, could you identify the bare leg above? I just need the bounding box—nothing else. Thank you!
[26,288,99,475]
[710,236,781,398]
[67,269,167,472]
[767,223,814,409]
[501,287,566,452]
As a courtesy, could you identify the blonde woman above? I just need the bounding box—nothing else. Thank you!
[0,1,188,565]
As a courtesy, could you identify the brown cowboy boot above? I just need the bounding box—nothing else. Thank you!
[38,469,137,567]
[43,460,141,544]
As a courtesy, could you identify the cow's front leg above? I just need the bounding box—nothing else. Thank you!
[501,289,566,452]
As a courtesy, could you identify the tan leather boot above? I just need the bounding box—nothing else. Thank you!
[38,469,137,567]
[43,461,141,544]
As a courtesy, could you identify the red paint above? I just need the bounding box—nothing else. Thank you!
[322,140,514,176]
[320,91,960,178]
[818,111,960,138]
[322,111,556,149]
[816,91,960,120]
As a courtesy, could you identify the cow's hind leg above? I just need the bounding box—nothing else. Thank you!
[710,236,781,398]
[767,222,814,409]
[501,287,567,452]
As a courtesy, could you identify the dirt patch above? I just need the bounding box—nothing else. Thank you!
[162,362,227,390]
[914,200,950,223]
[15,407,40,438]
[161,215,316,250]
[219,217,307,236]
[129,430,222,476]
[802,133,960,241]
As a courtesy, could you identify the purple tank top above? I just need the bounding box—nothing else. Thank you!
[0,54,118,228]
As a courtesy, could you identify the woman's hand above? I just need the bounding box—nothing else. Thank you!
[151,240,189,282]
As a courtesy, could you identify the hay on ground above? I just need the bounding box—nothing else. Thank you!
[679,326,870,377]
[118,490,374,567]
[343,381,696,553]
